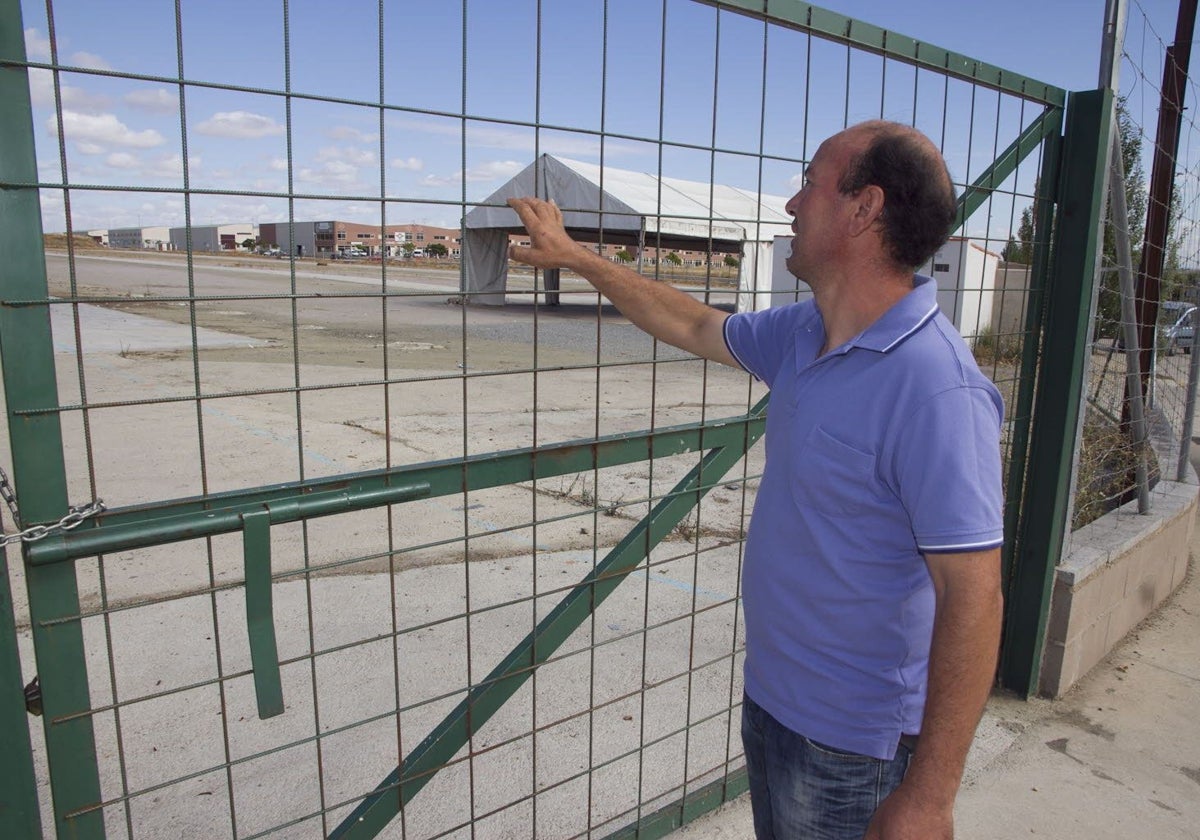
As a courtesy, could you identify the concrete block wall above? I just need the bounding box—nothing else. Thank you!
[1040,478,1196,698]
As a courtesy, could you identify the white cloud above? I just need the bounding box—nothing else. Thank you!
[421,160,523,187]
[70,51,112,70]
[105,152,139,169]
[269,158,288,171]
[195,111,284,139]
[52,111,165,150]
[391,156,424,171]
[124,88,178,114]
[145,154,191,179]
[28,68,106,111]
[297,159,361,188]
[100,151,193,180]
[316,145,376,166]
[788,171,805,190]
[24,28,51,60]
[329,126,378,143]
[76,142,105,155]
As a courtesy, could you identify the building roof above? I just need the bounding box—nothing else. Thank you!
[464,154,793,250]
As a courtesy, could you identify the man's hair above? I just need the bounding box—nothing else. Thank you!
[837,124,958,270]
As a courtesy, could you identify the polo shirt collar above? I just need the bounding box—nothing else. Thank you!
[848,273,940,354]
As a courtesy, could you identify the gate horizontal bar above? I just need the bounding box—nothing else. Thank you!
[26,412,766,567]
[707,0,1065,106]
[600,767,750,840]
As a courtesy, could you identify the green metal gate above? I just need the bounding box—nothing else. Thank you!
[1,1,1105,837]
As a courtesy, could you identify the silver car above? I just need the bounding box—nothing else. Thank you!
[1163,305,1196,355]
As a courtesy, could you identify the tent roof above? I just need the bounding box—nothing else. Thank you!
[464,155,793,248]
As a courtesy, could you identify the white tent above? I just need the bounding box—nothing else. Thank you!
[461,154,793,309]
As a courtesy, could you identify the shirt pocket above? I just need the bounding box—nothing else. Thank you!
[790,425,880,518]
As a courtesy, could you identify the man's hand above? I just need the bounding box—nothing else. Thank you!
[863,782,953,839]
[503,195,738,368]
[506,197,593,272]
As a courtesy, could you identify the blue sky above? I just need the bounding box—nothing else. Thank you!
[18,0,1186,240]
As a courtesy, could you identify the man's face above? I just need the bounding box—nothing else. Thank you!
[783,131,860,283]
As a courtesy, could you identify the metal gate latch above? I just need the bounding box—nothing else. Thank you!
[24,675,42,716]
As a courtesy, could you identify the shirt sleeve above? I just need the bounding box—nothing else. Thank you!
[722,304,804,387]
[891,385,1005,553]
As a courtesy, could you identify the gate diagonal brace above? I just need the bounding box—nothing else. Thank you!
[330,402,767,840]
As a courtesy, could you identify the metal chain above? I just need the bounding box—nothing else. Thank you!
[0,467,105,549]
[0,466,20,526]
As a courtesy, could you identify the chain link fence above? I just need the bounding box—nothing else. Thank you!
[1074,0,1200,533]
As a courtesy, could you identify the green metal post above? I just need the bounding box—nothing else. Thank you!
[1000,89,1113,696]
[1001,112,1063,584]
[0,2,105,835]
[0,545,42,838]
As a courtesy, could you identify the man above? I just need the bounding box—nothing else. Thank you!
[506,120,1004,840]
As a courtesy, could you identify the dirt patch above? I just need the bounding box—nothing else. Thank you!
[44,233,106,250]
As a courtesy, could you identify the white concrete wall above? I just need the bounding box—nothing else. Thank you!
[923,238,997,341]
[1041,478,1197,698]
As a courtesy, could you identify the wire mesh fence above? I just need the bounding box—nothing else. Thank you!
[1074,0,1200,534]
[2,1,1070,837]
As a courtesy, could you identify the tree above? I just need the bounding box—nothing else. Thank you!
[401,242,416,257]
[663,251,682,266]
[723,254,739,269]
[242,237,258,251]
[1161,190,1189,301]
[1095,96,1148,339]
[614,249,634,263]
[1001,206,1036,263]
[427,242,448,258]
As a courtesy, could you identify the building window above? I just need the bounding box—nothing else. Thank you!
[934,262,951,273]
[337,232,346,239]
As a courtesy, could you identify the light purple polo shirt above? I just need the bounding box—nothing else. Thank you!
[723,274,1003,760]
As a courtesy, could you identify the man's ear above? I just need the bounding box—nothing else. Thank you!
[848,184,886,237]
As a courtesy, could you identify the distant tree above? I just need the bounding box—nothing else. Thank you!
[1162,190,1188,301]
[723,254,739,269]
[1095,96,1148,339]
[663,251,682,266]
[614,249,634,263]
[242,237,258,251]
[1000,196,1037,264]
[427,242,448,257]
[1000,236,1021,262]
[401,242,416,257]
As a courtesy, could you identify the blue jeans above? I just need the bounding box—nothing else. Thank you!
[741,694,912,840]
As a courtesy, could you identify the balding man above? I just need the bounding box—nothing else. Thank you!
[507,121,1003,840]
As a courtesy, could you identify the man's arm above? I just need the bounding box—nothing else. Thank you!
[865,546,1003,840]
[506,197,740,368]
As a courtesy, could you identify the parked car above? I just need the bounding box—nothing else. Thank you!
[1162,304,1196,355]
